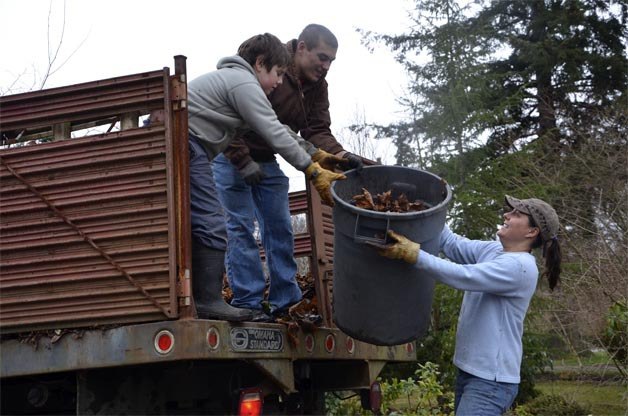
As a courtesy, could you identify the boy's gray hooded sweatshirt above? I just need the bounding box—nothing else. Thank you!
[187,55,315,171]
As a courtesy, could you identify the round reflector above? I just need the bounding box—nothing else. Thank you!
[346,336,355,354]
[154,330,174,354]
[324,333,335,353]
[305,334,314,353]
[207,327,220,350]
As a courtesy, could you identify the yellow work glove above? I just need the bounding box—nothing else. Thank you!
[305,162,346,206]
[311,149,346,171]
[372,230,420,264]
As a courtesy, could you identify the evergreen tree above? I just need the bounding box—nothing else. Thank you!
[361,0,627,182]
[474,0,627,152]
[361,0,488,181]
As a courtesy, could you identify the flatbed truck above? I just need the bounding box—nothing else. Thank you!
[0,56,414,415]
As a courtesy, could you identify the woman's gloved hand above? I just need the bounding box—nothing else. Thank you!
[370,230,420,264]
[305,162,346,206]
[311,149,346,171]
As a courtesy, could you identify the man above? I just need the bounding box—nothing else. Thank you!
[212,24,363,320]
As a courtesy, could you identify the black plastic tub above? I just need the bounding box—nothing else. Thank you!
[330,165,452,345]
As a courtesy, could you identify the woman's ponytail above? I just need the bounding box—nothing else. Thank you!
[543,237,561,290]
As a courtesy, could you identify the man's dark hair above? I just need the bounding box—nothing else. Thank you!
[237,33,290,70]
[298,24,338,50]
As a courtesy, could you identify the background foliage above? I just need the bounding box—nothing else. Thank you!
[351,0,628,408]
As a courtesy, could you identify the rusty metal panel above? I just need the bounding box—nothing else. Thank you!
[0,70,166,136]
[0,67,184,334]
[288,190,308,214]
[304,182,335,327]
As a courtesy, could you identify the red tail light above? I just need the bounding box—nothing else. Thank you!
[370,381,382,412]
[360,381,383,413]
[238,388,262,416]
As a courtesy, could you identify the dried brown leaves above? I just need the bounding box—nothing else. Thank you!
[352,188,428,212]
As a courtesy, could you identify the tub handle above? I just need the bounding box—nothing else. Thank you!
[353,213,390,244]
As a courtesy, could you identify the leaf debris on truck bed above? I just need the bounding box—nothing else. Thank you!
[351,188,428,212]
[223,271,322,346]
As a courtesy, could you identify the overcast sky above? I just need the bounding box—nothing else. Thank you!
[1,0,414,188]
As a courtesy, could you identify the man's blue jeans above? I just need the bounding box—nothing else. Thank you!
[454,369,518,415]
[212,154,302,312]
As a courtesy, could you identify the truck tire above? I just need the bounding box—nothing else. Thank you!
[284,390,325,415]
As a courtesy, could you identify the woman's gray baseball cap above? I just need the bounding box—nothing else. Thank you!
[505,195,559,242]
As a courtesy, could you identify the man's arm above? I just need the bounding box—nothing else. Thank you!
[300,84,363,170]
[299,83,344,154]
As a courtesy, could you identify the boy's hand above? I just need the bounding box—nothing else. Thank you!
[239,161,266,186]
[311,149,346,171]
[369,230,420,264]
[305,162,346,206]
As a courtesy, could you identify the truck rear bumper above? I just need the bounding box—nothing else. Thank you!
[2,319,415,392]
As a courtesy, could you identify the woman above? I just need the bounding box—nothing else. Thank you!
[373,195,561,415]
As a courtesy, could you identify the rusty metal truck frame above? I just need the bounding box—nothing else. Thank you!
[0,56,414,413]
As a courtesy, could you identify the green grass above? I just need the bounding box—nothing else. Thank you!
[536,380,627,416]
[554,349,616,367]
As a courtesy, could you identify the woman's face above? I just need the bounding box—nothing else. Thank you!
[497,209,537,244]
[255,60,285,95]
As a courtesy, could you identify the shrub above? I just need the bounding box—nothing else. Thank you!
[325,392,365,416]
[516,331,553,404]
[603,300,628,372]
[518,393,591,416]
[325,362,454,415]
[381,362,454,415]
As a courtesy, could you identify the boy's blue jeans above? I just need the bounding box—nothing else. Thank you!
[189,136,227,251]
[212,154,302,312]
[454,369,519,415]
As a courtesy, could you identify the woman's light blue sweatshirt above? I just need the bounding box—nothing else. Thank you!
[415,225,538,383]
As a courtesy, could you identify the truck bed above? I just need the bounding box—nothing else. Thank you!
[0,56,414,414]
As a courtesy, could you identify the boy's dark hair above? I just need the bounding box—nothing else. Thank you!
[237,33,290,71]
[298,24,338,50]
